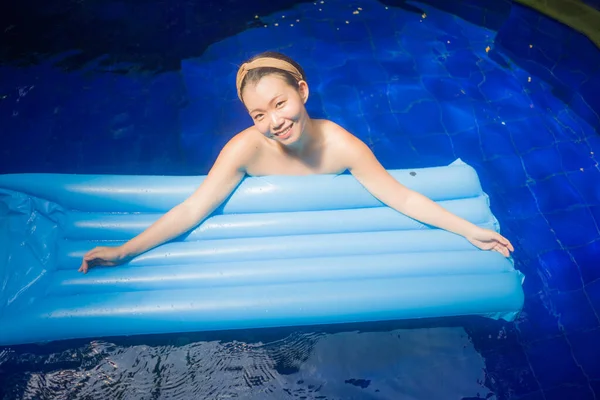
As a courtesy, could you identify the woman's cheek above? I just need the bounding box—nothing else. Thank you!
[259,121,272,137]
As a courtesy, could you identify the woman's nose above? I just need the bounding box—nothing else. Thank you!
[270,112,284,128]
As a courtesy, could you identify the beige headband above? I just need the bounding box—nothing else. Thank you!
[235,57,304,100]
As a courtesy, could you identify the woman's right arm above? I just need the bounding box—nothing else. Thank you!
[79,132,257,273]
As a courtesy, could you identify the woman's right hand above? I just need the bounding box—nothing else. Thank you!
[78,246,130,274]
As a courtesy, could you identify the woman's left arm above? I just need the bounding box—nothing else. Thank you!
[338,128,514,257]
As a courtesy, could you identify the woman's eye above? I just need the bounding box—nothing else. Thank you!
[276,101,285,108]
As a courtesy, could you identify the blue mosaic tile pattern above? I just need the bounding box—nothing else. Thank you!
[1,0,600,399]
[0,62,189,175]
[495,3,600,130]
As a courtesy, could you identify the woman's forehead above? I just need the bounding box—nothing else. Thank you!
[243,75,293,105]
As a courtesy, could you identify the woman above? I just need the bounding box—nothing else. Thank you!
[79,51,513,274]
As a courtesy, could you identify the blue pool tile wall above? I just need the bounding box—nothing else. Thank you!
[494,3,600,131]
[491,4,600,399]
[0,0,599,399]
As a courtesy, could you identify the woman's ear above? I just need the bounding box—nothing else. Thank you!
[297,80,309,104]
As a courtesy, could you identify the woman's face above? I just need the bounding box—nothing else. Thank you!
[242,74,310,145]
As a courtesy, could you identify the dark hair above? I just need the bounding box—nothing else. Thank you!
[239,51,306,101]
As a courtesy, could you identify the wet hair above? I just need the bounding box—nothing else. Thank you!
[238,51,307,101]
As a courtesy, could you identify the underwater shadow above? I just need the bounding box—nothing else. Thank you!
[0,0,314,73]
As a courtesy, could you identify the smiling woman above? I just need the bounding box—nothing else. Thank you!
[77,50,514,273]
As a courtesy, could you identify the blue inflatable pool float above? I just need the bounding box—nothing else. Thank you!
[0,159,525,346]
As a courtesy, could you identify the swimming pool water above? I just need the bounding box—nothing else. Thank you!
[0,0,599,399]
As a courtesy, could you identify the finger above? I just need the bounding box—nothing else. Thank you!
[493,232,507,245]
[496,233,514,252]
[86,257,100,270]
[84,249,99,260]
[79,260,88,274]
[496,238,512,255]
[492,243,506,257]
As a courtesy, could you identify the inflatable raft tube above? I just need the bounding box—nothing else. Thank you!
[0,159,525,346]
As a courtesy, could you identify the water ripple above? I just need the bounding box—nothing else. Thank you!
[0,324,493,400]
[1,331,322,399]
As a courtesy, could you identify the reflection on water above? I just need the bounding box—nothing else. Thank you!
[0,322,494,399]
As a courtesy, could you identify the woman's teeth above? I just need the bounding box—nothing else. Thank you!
[275,125,292,136]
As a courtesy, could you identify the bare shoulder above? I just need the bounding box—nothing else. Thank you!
[213,127,264,172]
[316,119,350,137]
[317,119,371,155]
[314,118,381,173]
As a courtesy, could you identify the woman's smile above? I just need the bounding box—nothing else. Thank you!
[273,123,293,139]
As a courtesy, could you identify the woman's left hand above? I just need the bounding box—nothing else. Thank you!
[466,227,514,257]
